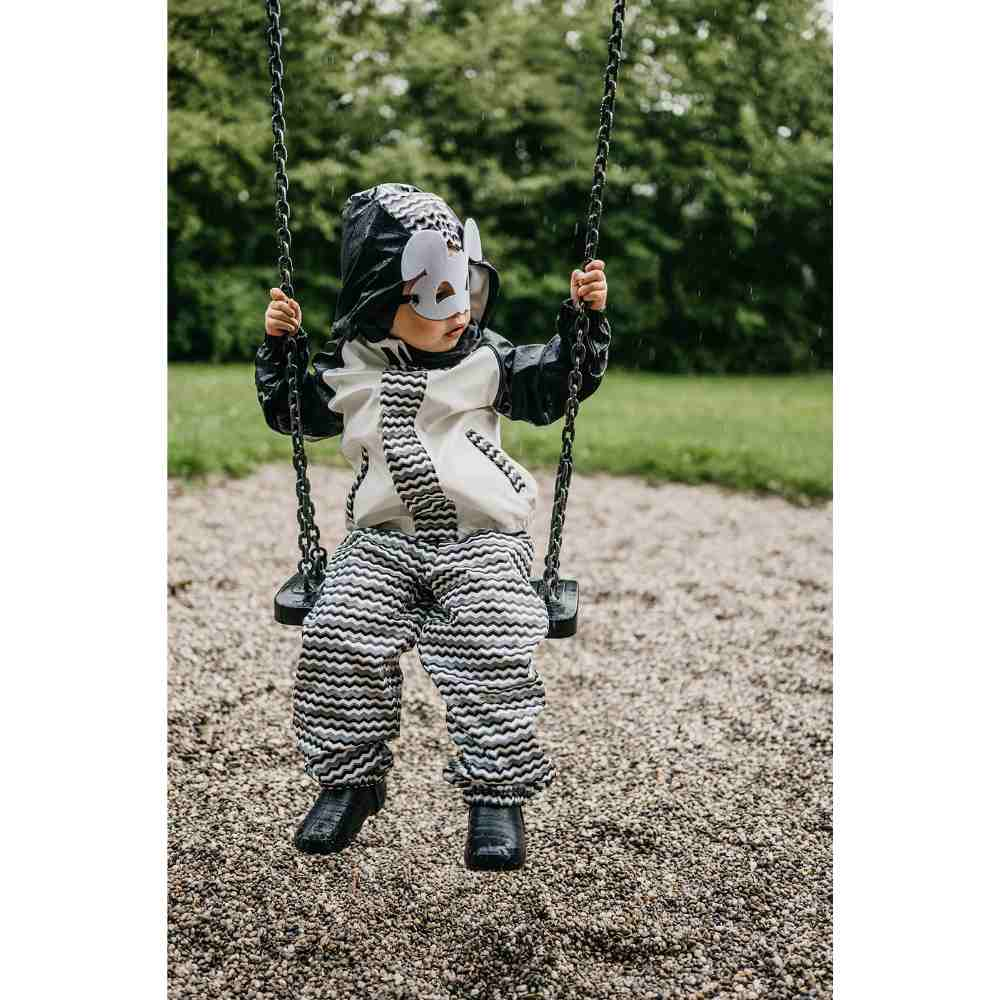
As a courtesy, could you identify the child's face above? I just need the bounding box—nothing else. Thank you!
[391,251,471,353]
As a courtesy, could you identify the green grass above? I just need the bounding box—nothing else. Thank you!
[169,364,831,501]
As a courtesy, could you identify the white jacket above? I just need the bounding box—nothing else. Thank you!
[256,302,611,543]
[331,333,538,538]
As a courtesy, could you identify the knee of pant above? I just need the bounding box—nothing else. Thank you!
[451,628,541,671]
[490,601,550,652]
[302,603,360,640]
[443,673,545,716]
[303,604,421,656]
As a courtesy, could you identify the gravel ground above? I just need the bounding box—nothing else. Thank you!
[168,464,832,1000]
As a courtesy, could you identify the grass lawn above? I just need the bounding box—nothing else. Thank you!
[169,364,831,501]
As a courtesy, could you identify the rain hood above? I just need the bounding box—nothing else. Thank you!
[329,183,501,367]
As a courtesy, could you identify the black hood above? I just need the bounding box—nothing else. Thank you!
[330,183,501,365]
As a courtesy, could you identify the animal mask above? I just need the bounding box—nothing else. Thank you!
[400,218,484,321]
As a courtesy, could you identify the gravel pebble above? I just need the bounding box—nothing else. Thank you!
[169,464,832,999]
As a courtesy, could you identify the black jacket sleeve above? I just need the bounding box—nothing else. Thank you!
[485,298,611,426]
[254,330,345,440]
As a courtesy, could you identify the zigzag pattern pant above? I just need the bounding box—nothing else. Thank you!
[293,526,555,806]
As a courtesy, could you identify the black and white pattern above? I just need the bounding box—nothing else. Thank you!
[344,445,369,529]
[466,428,527,493]
[376,186,464,250]
[293,527,553,805]
[379,367,459,546]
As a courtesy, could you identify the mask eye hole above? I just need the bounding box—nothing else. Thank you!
[435,281,455,304]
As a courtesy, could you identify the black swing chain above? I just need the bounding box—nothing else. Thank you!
[541,0,626,603]
[263,0,623,604]
[264,0,328,589]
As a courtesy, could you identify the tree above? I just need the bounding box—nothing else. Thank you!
[168,0,832,372]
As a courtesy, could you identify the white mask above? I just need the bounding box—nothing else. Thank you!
[400,218,484,321]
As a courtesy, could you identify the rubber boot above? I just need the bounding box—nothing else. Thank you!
[293,778,386,855]
[464,802,526,871]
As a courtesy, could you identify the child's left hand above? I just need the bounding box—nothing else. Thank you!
[570,260,608,311]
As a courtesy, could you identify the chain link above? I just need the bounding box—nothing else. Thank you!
[541,0,626,602]
[265,0,328,588]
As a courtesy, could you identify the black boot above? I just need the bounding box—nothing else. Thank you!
[293,779,386,855]
[464,802,526,871]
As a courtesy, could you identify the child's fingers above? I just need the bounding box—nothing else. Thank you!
[266,305,301,329]
[573,263,605,289]
[267,311,296,328]
[578,269,607,304]
[270,287,289,302]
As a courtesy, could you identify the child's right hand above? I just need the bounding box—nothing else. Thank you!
[265,287,302,337]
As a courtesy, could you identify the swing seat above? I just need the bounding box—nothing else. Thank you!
[274,571,318,627]
[531,578,579,639]
[275,571,578,637]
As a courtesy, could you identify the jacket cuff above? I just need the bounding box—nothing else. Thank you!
[260,333,293,358]
[557,298,611,358]
[558,297,607,328]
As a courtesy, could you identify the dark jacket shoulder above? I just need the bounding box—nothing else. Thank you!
[480,300,611,426]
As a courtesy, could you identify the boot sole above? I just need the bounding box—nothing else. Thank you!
[464,850,526,872]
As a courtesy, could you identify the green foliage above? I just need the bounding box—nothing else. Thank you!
[169,363,831,501]
[169,0,832,371]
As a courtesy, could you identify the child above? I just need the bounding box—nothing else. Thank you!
[255,183,610,871]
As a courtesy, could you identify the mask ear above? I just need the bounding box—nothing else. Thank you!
[463,218,483,262]
[401,229,449,280]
